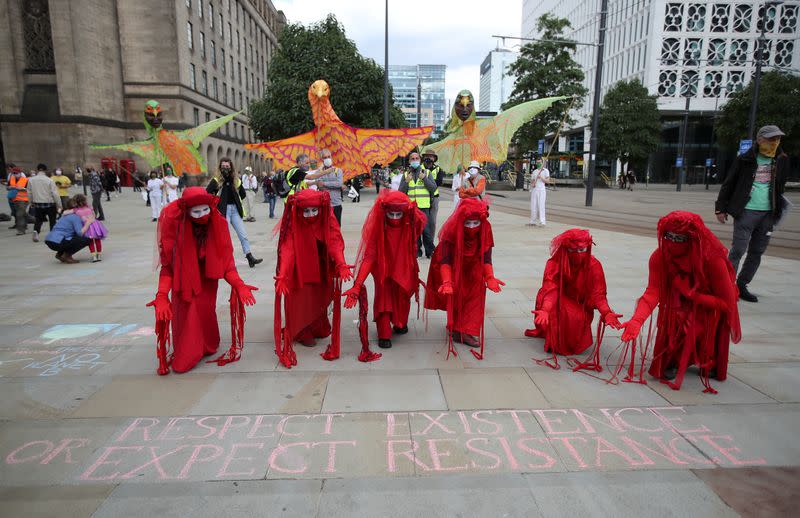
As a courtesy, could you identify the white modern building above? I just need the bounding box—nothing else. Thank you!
[479,49,518,113]
[521,0,799,182]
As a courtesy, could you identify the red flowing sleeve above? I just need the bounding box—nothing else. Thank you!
[327,216,347,269]
[538,259,560,313]
[589,258,612,318]
[630,251,661,325]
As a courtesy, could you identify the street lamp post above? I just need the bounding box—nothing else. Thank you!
[585,0,609,207]
[383,0,389,129]
[677,94,690,192]
[748,1,783,140]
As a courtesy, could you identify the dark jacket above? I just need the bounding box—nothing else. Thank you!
[715,147,789,219]
[206,175,246,218]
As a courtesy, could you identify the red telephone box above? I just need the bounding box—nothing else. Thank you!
[119,159,136,187]
[100,157,118,176]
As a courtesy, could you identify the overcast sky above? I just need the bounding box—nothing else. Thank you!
[272,0,522,108]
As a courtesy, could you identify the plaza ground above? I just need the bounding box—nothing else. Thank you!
[0,185,798,517]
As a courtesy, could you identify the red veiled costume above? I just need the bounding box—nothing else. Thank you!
[344,191,426,358]
[274,189,350,368]
[524,229,621,368]
[425,198,504,359]
[624,211,741,393]
[148,187,256,375]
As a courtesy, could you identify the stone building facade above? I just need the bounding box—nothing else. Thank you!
[0,0,285,176]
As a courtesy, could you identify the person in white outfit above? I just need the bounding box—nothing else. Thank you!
[163,172,179,204]
[529,158,550,226]
[147,171,165,221]
[241,166,258,221]
[451,164,465,209]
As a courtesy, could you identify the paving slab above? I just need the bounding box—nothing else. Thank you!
[0,485,115,518]
[693,466,800,518]
[728,363,800,403]
[439,367,550,410]
[0,343,128,378]
[646,370,776,406]
[0,377,109,419]
[321,370,447,413]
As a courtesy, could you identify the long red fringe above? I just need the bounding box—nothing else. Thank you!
[207,291,246,366]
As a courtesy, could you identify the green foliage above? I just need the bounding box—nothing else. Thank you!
[715,71,800,151]
[597,79,661,170]
[502,14,588,152]
[248,15,407,140]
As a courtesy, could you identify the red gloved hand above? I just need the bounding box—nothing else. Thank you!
[620,320,642,342]
[237,284,258,306]
[532,309,549,327]
[337,264,354,282]
[603,311,624,329]
[439,263,454,296]
[438,281,454,296]
[274,276,289,296]
[147,294,172,322]
[482,264,505,293]
[343,285,361,309]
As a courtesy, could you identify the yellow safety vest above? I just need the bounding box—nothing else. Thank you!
[425,165,441,197]
[286,167,307,196]
[405,172,431,209]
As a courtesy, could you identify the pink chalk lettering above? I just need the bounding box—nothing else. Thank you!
[116,417,160,442]
[277,415,311,437]
[426,438,468,472]
[268,442,311,474]
[177,444,224,479]
[79,446,143,481]
[496,436,520,470]
[516,437,557,469]
[593,436,645,467]
[188,416,221,440]
[385,413,408,437]
[648,407,711,434]
[571,409,624,434]
[313,441,357,473]
[612,408,663,433]
[120,445,186,480]
[319,413,344,435]
[457,412,473,435]
[247,415,278,439]
[497,410,534,434]
[618,435,686,466]
[157,417,197,441]
[465,438,502,469]
[5,440,53,465]
[416,412,455,435]
[218,416,252,440]
[39,438,90,465]
[549,436,589,469]
[217,443,266,478]
[689,435,767,466]
[471,411,503,435]
[669,437,714,465]
[385,440,430,472]
[533,410,581,435]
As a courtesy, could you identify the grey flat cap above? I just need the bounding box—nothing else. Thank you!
[757,125,785,139]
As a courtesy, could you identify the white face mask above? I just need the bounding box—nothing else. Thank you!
[386,211,404,220]
[469,168,479,177]
[464,219,481,228]
[189,204,211,219]
[303,207,320,218]
[322,158,333,167]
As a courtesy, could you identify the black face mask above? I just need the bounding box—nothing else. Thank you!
[221,167,232,178]
[423,159,433,167]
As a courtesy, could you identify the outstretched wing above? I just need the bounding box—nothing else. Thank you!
[355,126,432,172]
[485,96,569,154]
[90,140,162,168]
[245,131,317,172]
[177,111,241,147]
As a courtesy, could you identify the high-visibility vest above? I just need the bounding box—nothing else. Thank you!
[405,172,431,209]
[425,165,441,197]
[10,176,28,202]
[286,167,307,196]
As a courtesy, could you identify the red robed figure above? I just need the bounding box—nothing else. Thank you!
[148,187,256,374]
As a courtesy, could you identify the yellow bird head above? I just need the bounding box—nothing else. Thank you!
[309,80,331,99]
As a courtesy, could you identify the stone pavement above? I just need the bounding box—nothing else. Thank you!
[0,187,798,517]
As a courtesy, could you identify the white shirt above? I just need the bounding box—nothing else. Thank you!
[452,172,464,192]
[531,168,550,191]
[242,173,258,190]
[390,173,402,191]
[163,176,178,191]
[147,178,164,194]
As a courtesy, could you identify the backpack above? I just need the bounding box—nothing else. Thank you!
[276,168,294,198]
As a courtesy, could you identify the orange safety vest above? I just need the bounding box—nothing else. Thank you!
[9,176,28,202]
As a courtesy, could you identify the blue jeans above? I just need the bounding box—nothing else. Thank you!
[267,194,277,218]
[225,204,250,255]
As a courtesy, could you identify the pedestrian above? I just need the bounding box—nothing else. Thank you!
[458,161,486,201]
[313,149,344,225]
[71,194,108,263]
[390,168,403,191]
[528,157,550,226]
[163,170,179,204]
[115,170,122,195]
[451,165,466,209]
[348,175,363,203]
[102,167,115,201]
[43,198,91,264]
[619,171,627,190]
[422,149,444,237]
[28,163,62,242]
[7,167,29,235]
[715,125,790,303]
[626,168,636,191]
[399,151,436,258]
[177,172,186,193]
[241,166,258,222]
[285,154,312,196]
[206,157,263,268]
[51,167,72,210]
[146,171,164,221]
[87,167,105,220]
[132,171,143,192]
[373,168,382,194]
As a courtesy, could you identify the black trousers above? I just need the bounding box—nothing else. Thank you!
[729,209,774,286]
[417,207,434,257]
[92,192,105,220]
[34,204,57,233]
[45,236,91,256]
[333,205,342,226]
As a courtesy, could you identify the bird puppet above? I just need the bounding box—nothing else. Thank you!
[91,100,239,175]
[246,80,432,181]
[425,90,569,172]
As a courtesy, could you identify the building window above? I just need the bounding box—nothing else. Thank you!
[201,70,208,94]
[210,40,216,65]
[189,63,196,89]
[193,107,200,126]
[206,111,211,122]
[239,92,243,110]
[200,32,206,58]
[212,77,218,99]
[197,0,203,18]
[22,0,56,72]
[237,31,240,53]
[219,13,224,37]
[228,22,232,44]
[221,49,226,73]
[209,3,214,28]
[223,82,228,104]
[186,0,191,7]
[232,87,236,107]
[238,62,241,82]
[187,22,193,49]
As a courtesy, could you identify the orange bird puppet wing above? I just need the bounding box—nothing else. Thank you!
[247,80,432,181]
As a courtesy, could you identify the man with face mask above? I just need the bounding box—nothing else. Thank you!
[425,198,504,359]
[524,229,622,369]
[529,157,550,226]
[148,187,257,374]
[715,125,790,303]
[343,191,427,353]
[399,151,437,258]
[458,161,486,201]
[421,149,444,237]
[206,158,263,268]
[313,149,344,225]
[620,211,741,393]
[274,189,352,368]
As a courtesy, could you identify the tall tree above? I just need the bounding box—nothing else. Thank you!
[249,15,407,140]
[597,79,661,172]
[715,71,800,151]
[502,14,588,153]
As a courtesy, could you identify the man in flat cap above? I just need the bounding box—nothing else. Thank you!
[715,125,790,303]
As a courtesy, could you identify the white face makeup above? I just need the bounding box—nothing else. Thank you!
[303,207,320,218]
[568,247,589,253]
[464,219,481,228]
[189,204,211,219]
[386,211,404,220]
